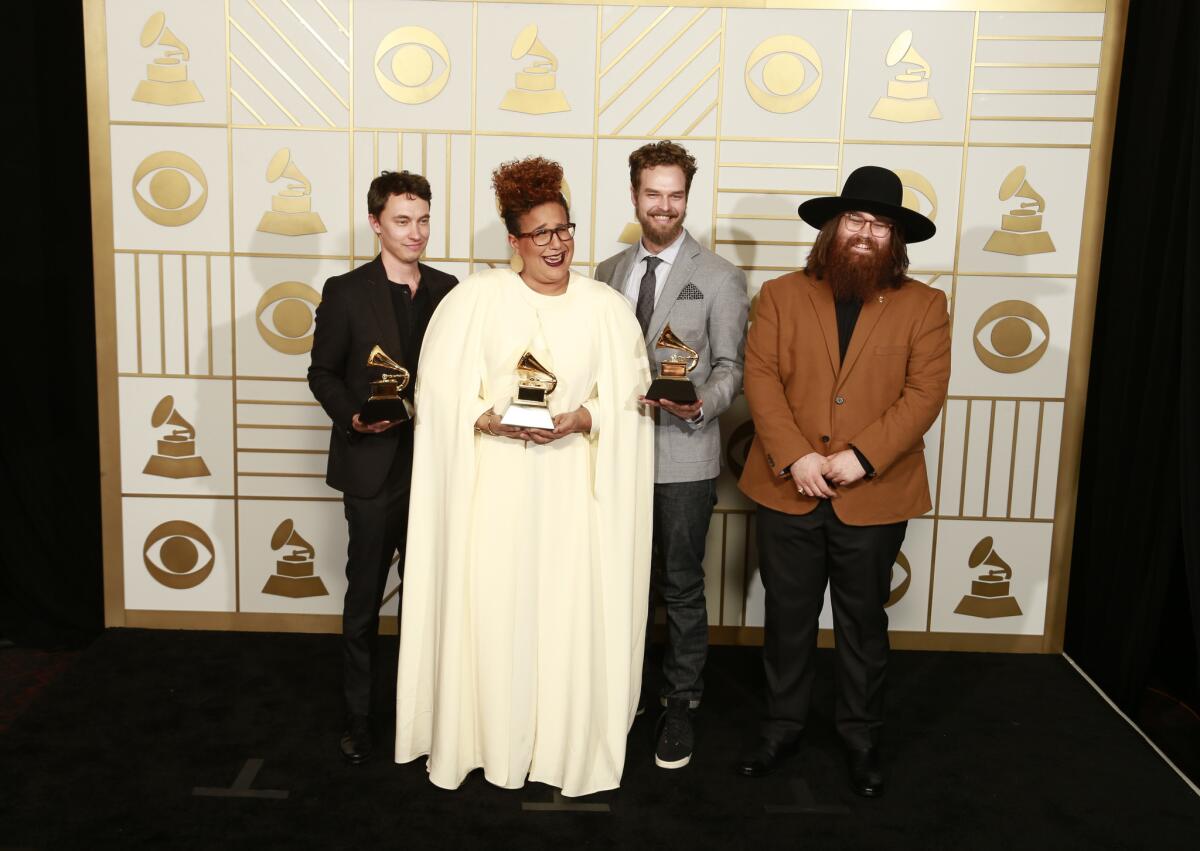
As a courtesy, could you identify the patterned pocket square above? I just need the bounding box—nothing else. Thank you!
[678,283,704,301]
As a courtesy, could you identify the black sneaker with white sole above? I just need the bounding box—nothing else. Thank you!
[654,698,693,769]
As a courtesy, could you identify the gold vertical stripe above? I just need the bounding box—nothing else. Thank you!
[227,0,239,613]
[982,399,997,516]
[397,131,403,171]
[206,255,213,376]
[181,255,189,377]
[588,5,601,274]
[347,0,354,269]
[157,253,165,373]
[711,8,727,251]
[445,135,452,258]
[834,10,854,226]
[718,512,729,626]
[1006,401,1021,518]
[958,399,973,517]
[421,132,427,180]
[1030,401,1046,519]
[133,252,143,373]
[469,3,477,273]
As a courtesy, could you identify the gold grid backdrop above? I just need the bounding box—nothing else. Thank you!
[86,0,1127,651]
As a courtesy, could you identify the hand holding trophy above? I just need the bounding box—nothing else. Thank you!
[644,324,699,404]
[499,351,558,430]
[359,345,411,425]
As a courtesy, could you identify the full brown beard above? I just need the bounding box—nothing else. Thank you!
[636,207,685,247]
[824,232,892,303]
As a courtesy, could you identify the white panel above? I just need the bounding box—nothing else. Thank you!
[238,475,339,499]
[985,400,1016,518]
[716,218,811,245]
[972,93,1096,119]
[114,254,139,373]
[106,0,228,124]
[922,411,943,513]
[138,254,163,374]
[122,497,237,612]
[1009,400,1042,519]
[930,519,1050,636]
[969,120,1093,145]
[185,255,212,375]
[161,254,186,375]
[1035,402,1064,520]
[961,400,992,517]
[209,257,235,376]
[887,518,933,632]
[978,13,1104,38]
[715,243,805,271]
[720,141,840,165]
[236,403,327,427]
[448,135,473,260]
[237,499,348,614]
[718,167,838,193]
[938,399,968,516]
[237,426,328,452]
[237,451,327,476]
[972,67,1099,91]
[974,40,1101,65]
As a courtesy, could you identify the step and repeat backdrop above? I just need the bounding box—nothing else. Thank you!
[86,0,1125,650]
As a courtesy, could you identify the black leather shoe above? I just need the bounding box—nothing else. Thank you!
[340,715,372,765]
[736,736,800,777]
[847,746,884,797]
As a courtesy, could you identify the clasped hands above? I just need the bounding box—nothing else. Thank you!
[789,450,866,499]
[474,407,592,444]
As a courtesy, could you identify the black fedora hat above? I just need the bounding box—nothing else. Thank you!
[798,165,936,243]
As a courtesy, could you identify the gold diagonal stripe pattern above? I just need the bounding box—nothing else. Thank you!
[601,8,675,78]
[231,88,267,125]
[231,53,301,126]
[230,16,336,127]
[245,0,349,108]
[279,0,348,71]
[613,29,722,134]
[601,9,708,114]
[650,64,719,135]
[600,6,639,45]
[681,99,717,136]
[314,0,348,37]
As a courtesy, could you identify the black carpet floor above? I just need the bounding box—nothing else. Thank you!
[1,629,1197,850]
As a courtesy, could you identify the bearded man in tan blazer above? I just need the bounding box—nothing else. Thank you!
[736,166,950,798]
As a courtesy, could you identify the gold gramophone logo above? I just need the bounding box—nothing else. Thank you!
[132,12,204,106]
[896,169,938,223]
[374,26,450,105]
[261,519,328,598]
[870,30,940,123]
[983,166,1056,256]
[885,551,912,609]
[973,300,1050,373]
[500,24,569,114]
[744,35,823,114]
[256,281,321,355]
[143,395,211,479]
[132,151,208,227]
[954,537,1022,618]
[143,520,214,589]
[256,149,326,236]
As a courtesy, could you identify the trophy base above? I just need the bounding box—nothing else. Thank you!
[500,404,555,430]
[645,377,698,404]
[133,79,204,106]
[869,96,941,123]
[983,230,1056,256]
[143,454,211,479]
[256,210,327,236]
[360,397,410,425]
[499,88,570,115]
[262,574,329,598]
[953,594,1022,618]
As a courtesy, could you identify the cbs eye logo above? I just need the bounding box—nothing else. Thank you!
[973,300,1050,374]
[132,151,208,226]
[374,26,450,105]
[744,35,823,114]
[895,169,939,223]
[143,520,215,589]
[256,281,321,355]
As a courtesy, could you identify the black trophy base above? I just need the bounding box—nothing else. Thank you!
[359,397,410,425]
[645,377,697,404]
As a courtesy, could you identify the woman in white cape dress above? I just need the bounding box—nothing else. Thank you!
[395,157,654,797]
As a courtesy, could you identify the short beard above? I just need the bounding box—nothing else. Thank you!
[825,232,892,303]
[637,207,685,247]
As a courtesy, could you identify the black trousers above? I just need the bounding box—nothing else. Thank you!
[756,500,907,749]
[341,429,412,719]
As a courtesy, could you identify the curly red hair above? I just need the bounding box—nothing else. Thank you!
[492,157,569,235]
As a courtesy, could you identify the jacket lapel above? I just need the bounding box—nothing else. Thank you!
[837,293,891,387]
[365,256,406,365]
[647,232,699,344]
[605,244,639,295]
[807,277,840,379]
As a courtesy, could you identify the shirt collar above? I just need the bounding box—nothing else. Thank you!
[634,228,687,268]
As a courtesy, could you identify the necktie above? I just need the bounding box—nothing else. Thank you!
[636,256,662,336]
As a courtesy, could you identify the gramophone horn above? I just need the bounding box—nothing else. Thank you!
[968,536,1013,579]
[271,519,295,550]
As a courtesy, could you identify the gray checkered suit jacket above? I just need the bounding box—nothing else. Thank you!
[595,231,749,484]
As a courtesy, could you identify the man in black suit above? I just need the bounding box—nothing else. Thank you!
[308,171,457,764]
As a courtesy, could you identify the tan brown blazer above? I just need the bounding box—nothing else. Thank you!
[738,269,951,525]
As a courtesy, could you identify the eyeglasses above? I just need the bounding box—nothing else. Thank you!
[843,213,894,238]
[517,223,576,246]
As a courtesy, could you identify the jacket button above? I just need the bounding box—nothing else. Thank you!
[821,435,830,443]
[835,396,845,405]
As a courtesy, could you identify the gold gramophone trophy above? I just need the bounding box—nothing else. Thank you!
[256,148,327,236]
[132,12,204,106]
[983,166,1056,256]
[262,519,328,599]
[499,24,570,114]
[142,395,211,479]
[499,352,557,429]
[645,325,700,404]
[870,30,940,123]
[953,537,1023,618]
[359,345,411,424]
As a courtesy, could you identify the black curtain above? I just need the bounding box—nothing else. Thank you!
[1065,0,1200,710]
[0,4,102,646]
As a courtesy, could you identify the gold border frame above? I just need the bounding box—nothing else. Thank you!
[85,0,1129,652]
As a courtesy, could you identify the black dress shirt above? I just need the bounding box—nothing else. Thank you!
[835,296,875,477]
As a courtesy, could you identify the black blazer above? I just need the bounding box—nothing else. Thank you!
[308,256,457,498]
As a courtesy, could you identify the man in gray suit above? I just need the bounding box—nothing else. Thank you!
[596,141,749,770]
